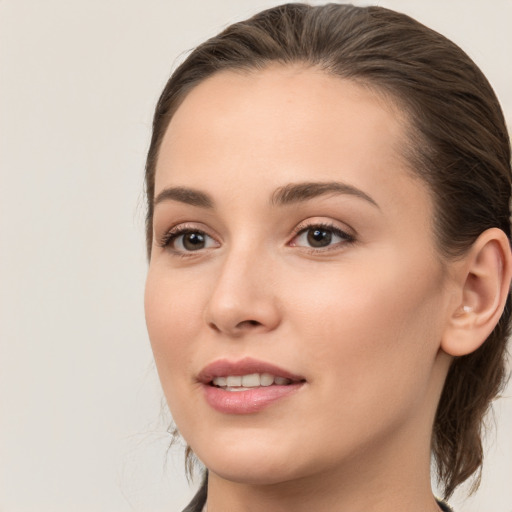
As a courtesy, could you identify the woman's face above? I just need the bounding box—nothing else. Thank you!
[145,66,455,485]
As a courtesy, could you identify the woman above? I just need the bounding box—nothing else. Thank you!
[143,4,512,511]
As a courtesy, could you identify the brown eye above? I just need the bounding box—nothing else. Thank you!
[181,232,206,251]
[161,228,219,253]
[307,228,333,248]
[291,224,354,250]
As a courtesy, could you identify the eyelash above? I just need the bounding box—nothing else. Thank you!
[290,222,355,252]
[157,224,217,254]
[158,221,355,255]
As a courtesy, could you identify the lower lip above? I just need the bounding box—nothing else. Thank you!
[202,383,304,414]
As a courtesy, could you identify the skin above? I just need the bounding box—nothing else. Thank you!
[145,66,469,512]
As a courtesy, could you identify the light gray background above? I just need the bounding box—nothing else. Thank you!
[1,1,511,511]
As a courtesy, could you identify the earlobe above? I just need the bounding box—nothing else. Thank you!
[441,228,512,357]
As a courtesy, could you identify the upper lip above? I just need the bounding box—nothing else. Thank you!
[197,357,306,384]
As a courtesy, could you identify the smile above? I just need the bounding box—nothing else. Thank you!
[212,373,293,390]
[199,358,306,413]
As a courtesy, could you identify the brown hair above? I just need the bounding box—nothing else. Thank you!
[145,3,511,499]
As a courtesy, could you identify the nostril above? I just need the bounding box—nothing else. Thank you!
[206,319,261,334]
[237,319,261,328]
[208,322,221,332]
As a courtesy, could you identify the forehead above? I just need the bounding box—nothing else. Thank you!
[155,65,429,223]
[163,66,404,147]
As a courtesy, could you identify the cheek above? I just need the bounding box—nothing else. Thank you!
[144,269,213,440]
[288,255,445,408]
[144,268,204,392]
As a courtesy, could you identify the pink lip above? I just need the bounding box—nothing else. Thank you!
[198,357,305,383]
[198,357,306,415]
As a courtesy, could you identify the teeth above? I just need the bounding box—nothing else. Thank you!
[215,376,227,386]
[260,373,274,386]
[242,373,260,387]
[226,376,242,386]
[212,373,293,388]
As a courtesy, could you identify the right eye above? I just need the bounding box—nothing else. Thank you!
[160,227,219,253]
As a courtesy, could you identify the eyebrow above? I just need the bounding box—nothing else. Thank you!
[154,186,214,208]
[153,181,379,210]
[271,181,379,209]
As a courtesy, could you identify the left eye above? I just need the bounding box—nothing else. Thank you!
[292,225,353,249]
[168,230,218,252]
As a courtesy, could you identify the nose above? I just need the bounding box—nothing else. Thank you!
[204,246,281,337]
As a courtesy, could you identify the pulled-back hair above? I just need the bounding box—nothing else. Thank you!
[145,3,511,498]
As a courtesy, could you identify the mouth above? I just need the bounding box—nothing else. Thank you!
[198,357,306,389]
[210,372,298,391]
[198,357,306,414]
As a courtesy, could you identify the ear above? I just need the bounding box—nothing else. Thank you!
[441,228,512,357]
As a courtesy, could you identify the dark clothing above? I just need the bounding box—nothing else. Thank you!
[438,500,454,512]
[181,476,207,512]
[182,477,454,512]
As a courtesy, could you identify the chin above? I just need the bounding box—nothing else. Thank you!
[194,440,305,486]
[206,461,301,486]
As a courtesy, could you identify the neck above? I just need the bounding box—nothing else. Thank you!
[205,410,443,512]
[207,470,440,512]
